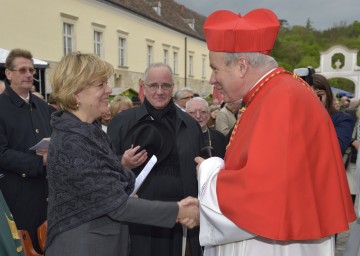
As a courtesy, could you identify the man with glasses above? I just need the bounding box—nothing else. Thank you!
[108,63,203,256]
[186,97,226,159]
[174,87,194,111]
[0,48,53,254]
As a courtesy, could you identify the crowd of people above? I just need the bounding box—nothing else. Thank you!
[0,7,359,256]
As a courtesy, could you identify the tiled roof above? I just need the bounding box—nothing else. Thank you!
[101,0,206,41]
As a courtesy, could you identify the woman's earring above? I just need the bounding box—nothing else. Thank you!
[76,102,80,109]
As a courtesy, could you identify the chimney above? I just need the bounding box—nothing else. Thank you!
[180,5,184,13]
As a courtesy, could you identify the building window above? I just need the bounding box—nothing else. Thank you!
[118,37,127,67]
[189,55,194,77]
[61,13,78,56]
[202,56,206,78]
[94,31,103,57]
[164,49,169,65]
[173,51,178,74]
[63,23,74,55]
[147,45,153,67]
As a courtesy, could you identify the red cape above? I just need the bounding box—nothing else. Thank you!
[218,68,356,240]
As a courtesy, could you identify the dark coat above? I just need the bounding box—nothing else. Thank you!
[108,103,204,256]
[331,111,355,155]
[46,198,178,256]
[208,127,227,158]
[0,83,53,253]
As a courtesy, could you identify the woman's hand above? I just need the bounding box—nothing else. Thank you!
[177,196,199,229]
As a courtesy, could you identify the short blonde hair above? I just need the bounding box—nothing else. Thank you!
[110,95,133,117]
[51,52,113,111]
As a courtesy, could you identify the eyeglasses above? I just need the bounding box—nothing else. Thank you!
[181,96,194,100]
[144,83,173,91]
[188,110,209,116]
[11,67,36,75]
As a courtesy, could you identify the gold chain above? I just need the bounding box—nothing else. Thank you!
[226,69,299,149]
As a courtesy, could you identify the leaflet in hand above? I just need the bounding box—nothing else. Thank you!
[130,155,157,196]
[29,137,51,150]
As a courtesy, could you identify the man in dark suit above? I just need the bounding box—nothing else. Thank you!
[0,49,53,254]
[108,63,203,256]
[186,97,227,159]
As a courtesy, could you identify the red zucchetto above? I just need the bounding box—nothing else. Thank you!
[204,9,280,55]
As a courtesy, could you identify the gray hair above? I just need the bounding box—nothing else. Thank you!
[174,87,194,100]
[223,52,278,70]
[143,63,174,84]
[185,97,209,112]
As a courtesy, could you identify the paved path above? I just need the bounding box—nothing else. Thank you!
[336,228,350,256]
[336,198,357,256]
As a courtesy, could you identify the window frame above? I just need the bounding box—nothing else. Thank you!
[60,13,78,56]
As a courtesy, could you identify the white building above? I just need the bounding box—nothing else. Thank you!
[0,0,212,97]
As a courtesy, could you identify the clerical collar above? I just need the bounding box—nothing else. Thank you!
[19,92,30,103]
[249,68,276,91]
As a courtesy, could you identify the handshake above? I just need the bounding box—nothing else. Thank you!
[176,196,199,229]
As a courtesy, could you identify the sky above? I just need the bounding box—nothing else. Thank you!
[175,0,360,31]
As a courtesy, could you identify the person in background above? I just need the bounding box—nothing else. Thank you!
[341,96,351,110]
[99,106,111,133]
[311,74,357,210]
[343,145,360,256]
[195,8,355,255]
[0,48,53,254]
[211,98,220,107]
[207,104,220,129]
[186,97,226,158]
[0,80,5,94]
[108,63,203,256]
[131,95,142,107]
[47,93,60,110]
[343,105,360,256]
[215,100,241,135]
[334,98,341,110]
[312,74,354,155]
[109,94,133,117]
[32,90,45,100]
[46,53,199,256]
[174,87,194,111]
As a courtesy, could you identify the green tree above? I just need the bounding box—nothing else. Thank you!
[272,20,360,71]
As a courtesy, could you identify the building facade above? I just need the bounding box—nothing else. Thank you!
[0,0,212,97]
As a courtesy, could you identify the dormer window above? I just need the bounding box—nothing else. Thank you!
[183,18,195,30]
[153,1,161,16]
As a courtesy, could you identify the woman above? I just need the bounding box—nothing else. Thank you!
[207,104,220,129]
[312,74,354,155]
[312,74,356,206]
[45,52,198,256]
[109,94,133,117]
